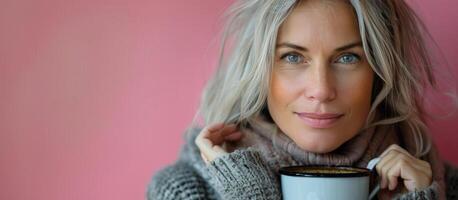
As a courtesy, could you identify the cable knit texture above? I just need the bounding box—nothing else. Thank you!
[207,149,280,200]
[148,118,458,200]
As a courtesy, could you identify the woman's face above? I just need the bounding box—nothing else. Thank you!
[268,0,374,153]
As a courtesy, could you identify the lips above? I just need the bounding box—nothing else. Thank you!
[295,112,344,119]
[295,112,344,128]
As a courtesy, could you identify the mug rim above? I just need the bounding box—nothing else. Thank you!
[279,165,371,177]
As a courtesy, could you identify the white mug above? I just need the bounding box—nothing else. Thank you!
[279,166,377,200]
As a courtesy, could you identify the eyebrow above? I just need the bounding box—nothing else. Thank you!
[276,41,363,52]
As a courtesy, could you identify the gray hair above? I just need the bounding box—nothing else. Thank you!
[192,0,447,158]
[194,0,297,127]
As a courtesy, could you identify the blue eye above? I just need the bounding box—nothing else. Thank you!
[337,54,360,64]
[281,53,304,64]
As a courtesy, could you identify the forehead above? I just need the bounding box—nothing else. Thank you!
[277,0,360,47]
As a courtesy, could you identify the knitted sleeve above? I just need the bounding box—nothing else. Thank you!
[147,161,211,200]
[392,181,441,200]
[147,126,281,200]
[207,148,281,200]
[390,162,458,200]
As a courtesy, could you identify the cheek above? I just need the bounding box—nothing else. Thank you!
[338,70,374,116]
[269,72,299,109]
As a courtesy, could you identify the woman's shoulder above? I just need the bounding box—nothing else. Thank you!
[147,126,215,199]
[147,161,212,200]
[147,126,216,199]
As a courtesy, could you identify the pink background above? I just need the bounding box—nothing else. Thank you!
[0,0,457,199]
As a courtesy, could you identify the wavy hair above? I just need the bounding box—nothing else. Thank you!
[192,0,450,158]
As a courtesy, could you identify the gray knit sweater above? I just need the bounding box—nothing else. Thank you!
[147,127,458,200]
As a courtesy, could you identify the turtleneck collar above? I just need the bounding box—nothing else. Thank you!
[247,114,395,168]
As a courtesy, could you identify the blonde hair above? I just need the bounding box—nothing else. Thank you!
[192,0,451,158]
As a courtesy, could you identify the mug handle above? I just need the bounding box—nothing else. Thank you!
[366,157,381,200]
[368,184,381,200]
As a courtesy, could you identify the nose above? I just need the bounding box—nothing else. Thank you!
[304,62,337,102]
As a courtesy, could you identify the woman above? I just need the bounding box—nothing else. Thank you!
[148,0,458,199]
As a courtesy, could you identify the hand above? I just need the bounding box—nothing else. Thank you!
[375,144,433,192]
[194,123,244,165]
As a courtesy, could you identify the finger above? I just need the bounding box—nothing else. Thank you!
[207,145,228,161]
[380,153,430,191]
[418,160,433,178]
[378,149,415,172]
[199,138,224,161]
[220,124,238,136]
[377,145,422,188]
[196,123,225,142]
[216,124,238,139]
[212,145,227,154]
[398,160,432,191]
[195,123,237,163]
[389,146,432,174]
[195,128,215,150]
[376,144,434,191]
[224,131,244,141]
[377,151,398,189]
[404,159,431,179]
[196,124,231,145]
[386,158,419,191]
[205,122,235,135]
[206,124,239,145]
[379,144,415,160]
[385,156,407,190]
[379,144,401,158]
[195,137,215,154]
[378,149,430,180]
